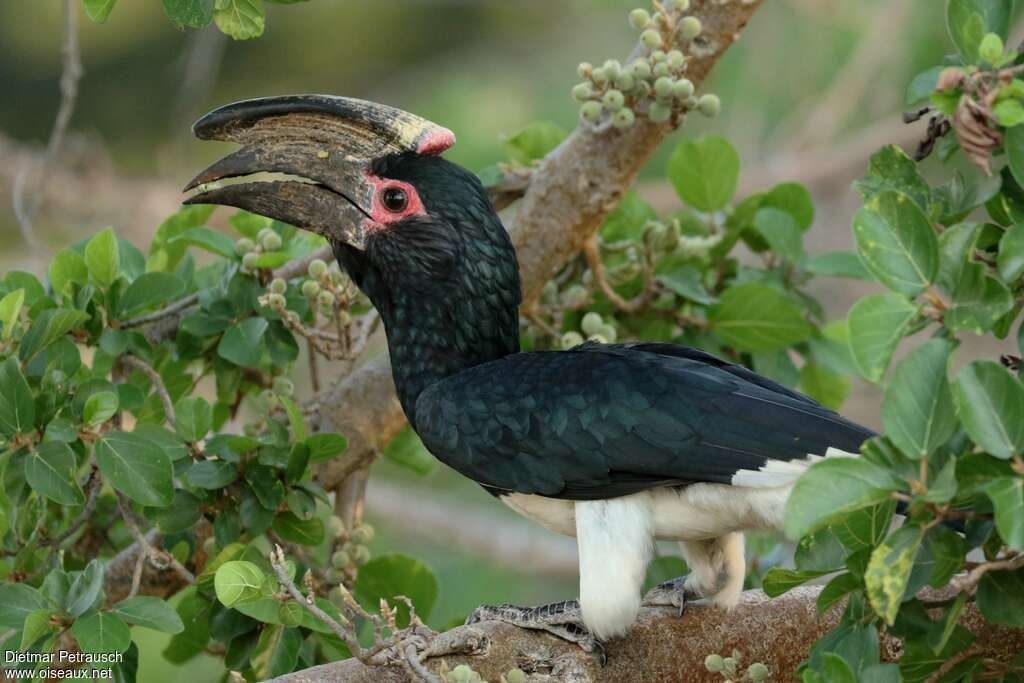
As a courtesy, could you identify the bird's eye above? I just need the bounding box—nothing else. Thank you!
[381,186,408,213]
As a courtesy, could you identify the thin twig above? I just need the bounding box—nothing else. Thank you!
[273,244,333,281]
[307,339,321,393]
[120,354,176,430]
[582,236,655,314]
[11,0,82,252]
[128,552,146,599]
[45,465,101,548]
[269,545,365,657]
[403,642,443,683]
[952,552,1024,594]
[117,492,195,585]
[119,292,200,330]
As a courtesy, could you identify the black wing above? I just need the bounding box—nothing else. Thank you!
[413,342,874,500]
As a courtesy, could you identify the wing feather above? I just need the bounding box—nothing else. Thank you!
[414,342,873,499]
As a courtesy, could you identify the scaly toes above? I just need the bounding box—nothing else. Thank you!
[641,575,697,617]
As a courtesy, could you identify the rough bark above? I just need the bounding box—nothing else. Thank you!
[269,587,1024,682]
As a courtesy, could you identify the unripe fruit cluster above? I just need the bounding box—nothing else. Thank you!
[447,665,484,683]
[561,311,618,349]
[573,2,721,126]
[236,227,284,274]
[299,258,354,317]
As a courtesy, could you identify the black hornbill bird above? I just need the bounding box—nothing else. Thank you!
[185,95,873,656]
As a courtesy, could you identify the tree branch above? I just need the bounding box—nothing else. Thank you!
[11,0,82,253]
[268,586,1024,683]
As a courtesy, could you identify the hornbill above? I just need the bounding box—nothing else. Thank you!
[185,95,874,657]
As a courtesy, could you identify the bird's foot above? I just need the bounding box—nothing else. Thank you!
[641,575,699,617]
[466,600,606,665]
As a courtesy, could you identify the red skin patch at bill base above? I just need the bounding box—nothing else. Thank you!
[362,173,426,235]
[415,127,456,155]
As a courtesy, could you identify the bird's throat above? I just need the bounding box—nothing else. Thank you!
[379,291,521,424]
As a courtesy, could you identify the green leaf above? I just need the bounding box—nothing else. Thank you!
[667,136,740,212]
[976,567,1024,626]
[26,441,83,505]
[947,0,1012,61]
[245,464,284,510]
[906,66,944,106]
[0,583,47,628]
[853,191,938,296]
[217,317,268,368]
[998,223,1024,282]
[49,249,88,295]
[502,121,567,164]
[655,261,715,305]
[174,397,212,442]
[306,433,348,463]
[948,4,986,62]
[354,553,439,627]
[847,293,920,382]
[0,288,24,339]
[784,458,901,540]
[84,227,121,288]
[20,608,56,649]
[83,391,119,427]
[169,226,238,259]
[272,512,324,546]
[854,146,931,214]
[817,573,861,613]
[71,611,131,655]
[0,357,36,439]
[711,282,812,352]
[994,98,1024,127]
[881,339,956,459]
[267,625,303,678]
[213,0,265,39]
[152,490,203,533]
[762,568,830,597]
[162,0,214,28]
[762,182,815,231]
[83,0,118,23]
[214,561,265,607]
[799,362,849,410]
[66,559,105,617]
[804,251,871,280]
[113,596,185,633]
[186,459,238,489]
[953,361,1024,459]
[18,308,89,363]
[833,501,897,551]
[865,525,924,625]
[119,273,186,317]
[901,623,974,682]
[280,396,305,442]
[382,426,435,475]
[753,208,802,262]
[95,431,174,507]
[600,191,657,242]
[984,477,1024,551]
[1007,124,1024,191]
[945,270,1014,333]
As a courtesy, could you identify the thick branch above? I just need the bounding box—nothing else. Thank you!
[269,587,1024,683]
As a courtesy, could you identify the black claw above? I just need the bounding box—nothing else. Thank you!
[594,639,608,667]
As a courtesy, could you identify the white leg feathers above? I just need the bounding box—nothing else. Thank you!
[678,532,746,609]
[575,496,653,640]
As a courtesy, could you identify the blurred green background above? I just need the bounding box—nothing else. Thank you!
[1,2,1017,681]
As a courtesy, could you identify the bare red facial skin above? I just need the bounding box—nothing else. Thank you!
[362,172,425,235]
